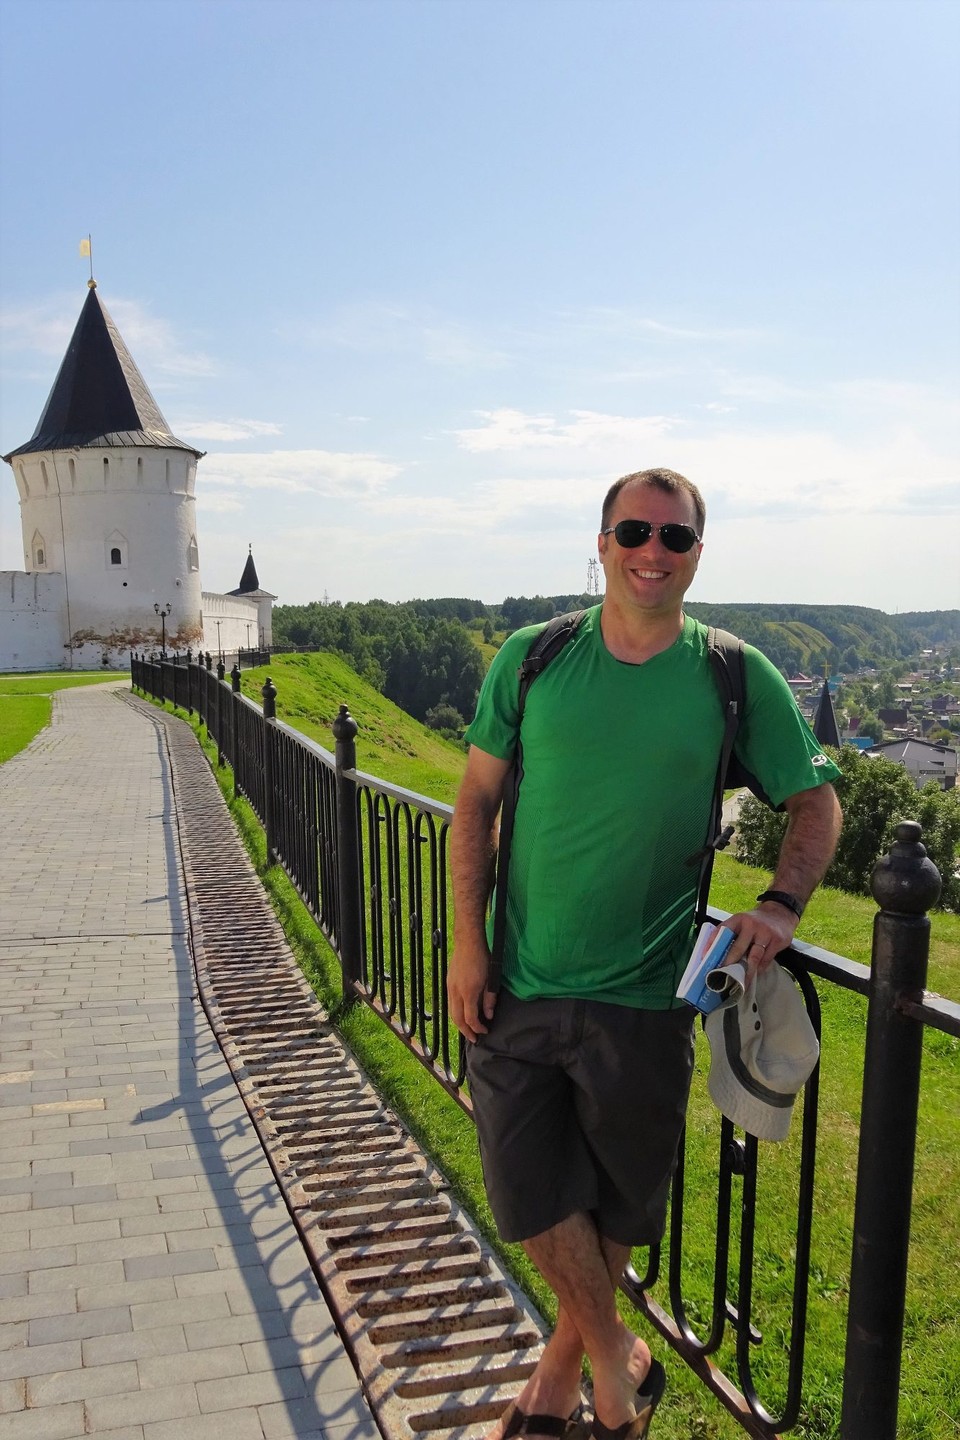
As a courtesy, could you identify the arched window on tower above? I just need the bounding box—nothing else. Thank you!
[106,531,128,570]
[68,458,77,488]
[41,461,50,491]
[32,531,47,569]
[187,535,200,572]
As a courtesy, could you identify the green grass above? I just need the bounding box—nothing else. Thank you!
[239,651,468,805]
[0,672,127,762]
[0,695,52,763]
[135,680,960,1438]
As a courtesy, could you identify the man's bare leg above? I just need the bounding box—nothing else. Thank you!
[486,1214,652,1440]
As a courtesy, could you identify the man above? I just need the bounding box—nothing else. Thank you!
[448,469,842,1440]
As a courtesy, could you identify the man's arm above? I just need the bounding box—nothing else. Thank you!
[448,745,513,1043]
[722,781,842,979]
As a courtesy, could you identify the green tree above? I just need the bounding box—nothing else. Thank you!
[735,746,960,911]
[425,702,465,736]
[857,712,884,744]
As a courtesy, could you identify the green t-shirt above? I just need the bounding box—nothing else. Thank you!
[465,607,840,1009]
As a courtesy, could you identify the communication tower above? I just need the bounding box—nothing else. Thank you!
[586,558,600,596]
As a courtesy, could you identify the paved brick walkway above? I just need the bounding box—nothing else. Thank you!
[0,682,379,1440]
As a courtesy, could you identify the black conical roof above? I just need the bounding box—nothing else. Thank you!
[3,285,202,461]
[813,680,841,749]
[235,546,260,594]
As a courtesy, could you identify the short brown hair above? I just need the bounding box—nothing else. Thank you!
[601,468,706,535]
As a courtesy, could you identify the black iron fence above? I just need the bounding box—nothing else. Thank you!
[131,652,960,1440]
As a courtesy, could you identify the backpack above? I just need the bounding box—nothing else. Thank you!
[487,610,775,991]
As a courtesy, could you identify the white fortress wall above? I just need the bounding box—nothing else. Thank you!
[201,592,262,654]
[0,571,69,671]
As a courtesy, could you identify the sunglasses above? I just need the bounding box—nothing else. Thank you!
[601,520,701,554]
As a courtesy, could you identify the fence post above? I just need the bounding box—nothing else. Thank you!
[333,704,363,1000]
[216,658,226,767]
[841,820,941,1440]
[231,663,242,799]
[262,677,278,867]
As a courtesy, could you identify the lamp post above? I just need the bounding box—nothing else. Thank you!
[154,602,171,658]
[245,622,251,653]
[215,619,222,660]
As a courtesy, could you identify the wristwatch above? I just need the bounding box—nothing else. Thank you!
[756,889,804,921]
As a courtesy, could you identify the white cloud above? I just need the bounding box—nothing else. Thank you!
[196,494,245,513]
[200,448,404,496]
[172,418,283,441]
[445,406,958,522]
[453,408,676,454]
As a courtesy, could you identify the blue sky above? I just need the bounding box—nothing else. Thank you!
[1,0,957,612]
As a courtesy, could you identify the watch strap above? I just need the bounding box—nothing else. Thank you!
[756,889,804,920]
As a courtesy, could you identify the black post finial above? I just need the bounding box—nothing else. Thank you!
[230,663,241,694]
[871,820,942,915]
[262,676,277,720]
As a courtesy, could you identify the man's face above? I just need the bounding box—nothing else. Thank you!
[598,481,703,620]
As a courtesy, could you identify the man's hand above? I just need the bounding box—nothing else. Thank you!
[716,781,842,986]
[717,902,798,986]
[447,938,497,1043]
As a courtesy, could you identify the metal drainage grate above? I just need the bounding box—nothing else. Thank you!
[127,694,553,1440]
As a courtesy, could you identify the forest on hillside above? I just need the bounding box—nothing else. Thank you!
[273,597,960,726]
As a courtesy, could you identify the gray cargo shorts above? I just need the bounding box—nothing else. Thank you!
[466,989,695,1246]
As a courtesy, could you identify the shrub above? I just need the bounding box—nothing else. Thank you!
[735,746,960,911]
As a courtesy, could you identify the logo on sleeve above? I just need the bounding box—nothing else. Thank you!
[811,754,828,766]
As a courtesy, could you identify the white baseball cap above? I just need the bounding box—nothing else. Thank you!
[704,961,819,1142]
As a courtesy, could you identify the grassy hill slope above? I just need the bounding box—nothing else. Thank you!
[241,651,468,805]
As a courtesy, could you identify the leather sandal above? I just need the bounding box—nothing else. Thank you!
[501,1402,584,1440]
[590,1359,666,1440]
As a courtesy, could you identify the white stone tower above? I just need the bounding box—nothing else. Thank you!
[2,281,206,665]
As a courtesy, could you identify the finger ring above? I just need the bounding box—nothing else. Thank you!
[753,941,767,951]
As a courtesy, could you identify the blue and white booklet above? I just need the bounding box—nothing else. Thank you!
[676,922,746,1014]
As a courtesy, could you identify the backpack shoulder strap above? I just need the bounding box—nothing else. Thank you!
[687,627,748,919]
[707,626,746,795]
[516,610,588,720]
[488,609,587,991]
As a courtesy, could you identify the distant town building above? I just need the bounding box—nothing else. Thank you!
[865,738,957,790]
[1,282,273,670]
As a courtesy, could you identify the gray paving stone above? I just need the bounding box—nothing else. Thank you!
[28,1304,132,1344]
[137,1343,248,1388]
[28,1260,125,1294]
[0,1338,82,1381]
[82,1325,187,1366]
[0,1379,25,1416]
[84,1381,202,1430]
[25,1358,138,1404]
[198,1366,308,1412]
[142,1414,265,1440]
[0,1402,86,1439]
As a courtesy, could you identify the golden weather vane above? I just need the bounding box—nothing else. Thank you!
[79,235,95,288]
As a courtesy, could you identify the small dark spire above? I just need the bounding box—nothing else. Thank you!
[236,546,260,594]
[813,679,841,749]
